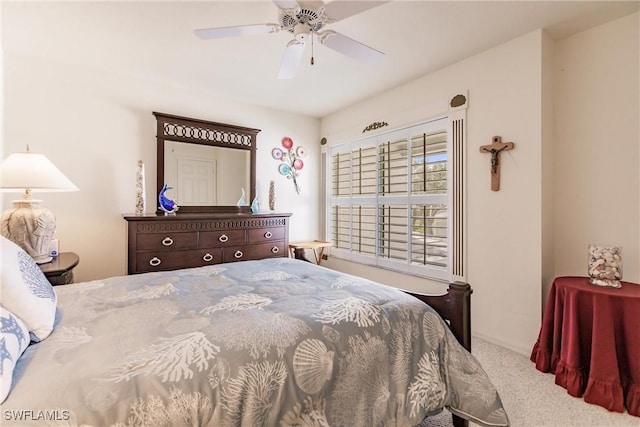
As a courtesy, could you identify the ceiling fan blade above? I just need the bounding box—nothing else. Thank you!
[194,23,280,40]
[278,39,306,79]
[298,1,326,10]
[318,30,383,64]
[273,0,299,10]
[322,1,389,22]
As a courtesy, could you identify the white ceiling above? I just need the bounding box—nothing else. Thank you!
[3,1,638,118]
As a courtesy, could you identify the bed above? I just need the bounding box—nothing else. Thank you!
[0,237,508,427]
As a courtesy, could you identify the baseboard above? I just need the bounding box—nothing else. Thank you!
[472,331,532,357]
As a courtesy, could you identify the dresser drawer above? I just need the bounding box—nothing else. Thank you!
[136,248,222,273]
[247,227,285,243]
[223,242,286,263]
[137,232,198,251]
[199,230,245,247]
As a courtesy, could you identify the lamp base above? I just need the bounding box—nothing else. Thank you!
[1,199,56,264]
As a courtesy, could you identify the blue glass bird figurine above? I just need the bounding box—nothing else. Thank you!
[158,184,179,215]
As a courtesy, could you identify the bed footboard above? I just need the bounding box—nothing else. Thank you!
[404,282,472,352]
[406,283,472,427]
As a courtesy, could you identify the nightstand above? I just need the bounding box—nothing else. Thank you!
[39,252,80,286]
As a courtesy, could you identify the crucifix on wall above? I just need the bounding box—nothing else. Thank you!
[479,136,515,191]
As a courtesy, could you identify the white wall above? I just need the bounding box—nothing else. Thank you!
[541,31,555,309]
[0,2,4,192]
[321,31,546,354]
[3,52,320,281]
[552,13,639,287]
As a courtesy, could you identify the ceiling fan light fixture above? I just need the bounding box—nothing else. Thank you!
[293,23,310,42]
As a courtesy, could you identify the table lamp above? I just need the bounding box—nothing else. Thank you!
[0,146,79,264]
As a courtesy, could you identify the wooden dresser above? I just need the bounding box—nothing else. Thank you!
[123,213,291,275]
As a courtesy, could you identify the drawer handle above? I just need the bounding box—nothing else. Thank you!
[149,257,161,267]
[271,246,279,254]
[264,231,273,239]
[162,237,174,246]
[219,234,229,243]
[203,253,214,262]
[234,250,244,259]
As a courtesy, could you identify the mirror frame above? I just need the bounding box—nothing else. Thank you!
[154,112,259,214]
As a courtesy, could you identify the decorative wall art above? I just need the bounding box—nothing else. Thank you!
[135,160,146,215]
[272,137,305,195]
[158,184,179,215]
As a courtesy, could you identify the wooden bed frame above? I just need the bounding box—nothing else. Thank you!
[407,285,471,427]
[293,249,471,427]
[405,284,472,352]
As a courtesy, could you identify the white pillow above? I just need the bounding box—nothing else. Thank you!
[0,306,30,403]
[0,236,57,342]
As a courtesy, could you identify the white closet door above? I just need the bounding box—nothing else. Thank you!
[177,158,217,205]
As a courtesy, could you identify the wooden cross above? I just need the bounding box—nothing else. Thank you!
[479,136,514,191]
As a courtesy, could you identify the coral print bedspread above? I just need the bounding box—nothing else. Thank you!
[2,258,508,427]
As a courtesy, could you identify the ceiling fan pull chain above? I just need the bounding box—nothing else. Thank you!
[311,31,315,65]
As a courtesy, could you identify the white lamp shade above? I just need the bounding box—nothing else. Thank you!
[0,152,79,193]
[1,150,78,263]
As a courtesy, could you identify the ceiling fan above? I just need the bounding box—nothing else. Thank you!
[194,0,388,79]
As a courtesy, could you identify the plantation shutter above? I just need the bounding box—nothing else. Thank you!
[328,118,452,280]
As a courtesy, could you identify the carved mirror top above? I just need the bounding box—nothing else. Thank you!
[154,112,260,214]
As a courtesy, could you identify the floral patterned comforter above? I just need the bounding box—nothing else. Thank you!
[3,258,508,426]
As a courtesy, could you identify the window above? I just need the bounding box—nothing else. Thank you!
[328,117,455,281]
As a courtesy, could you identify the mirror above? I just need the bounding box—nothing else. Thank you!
[164,141,251,206]
[154,112,259,214]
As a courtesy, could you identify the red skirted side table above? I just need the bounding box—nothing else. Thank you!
[531,276,640,416]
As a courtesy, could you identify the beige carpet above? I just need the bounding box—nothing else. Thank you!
[418,337,639,427]
[418,409,454,427]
